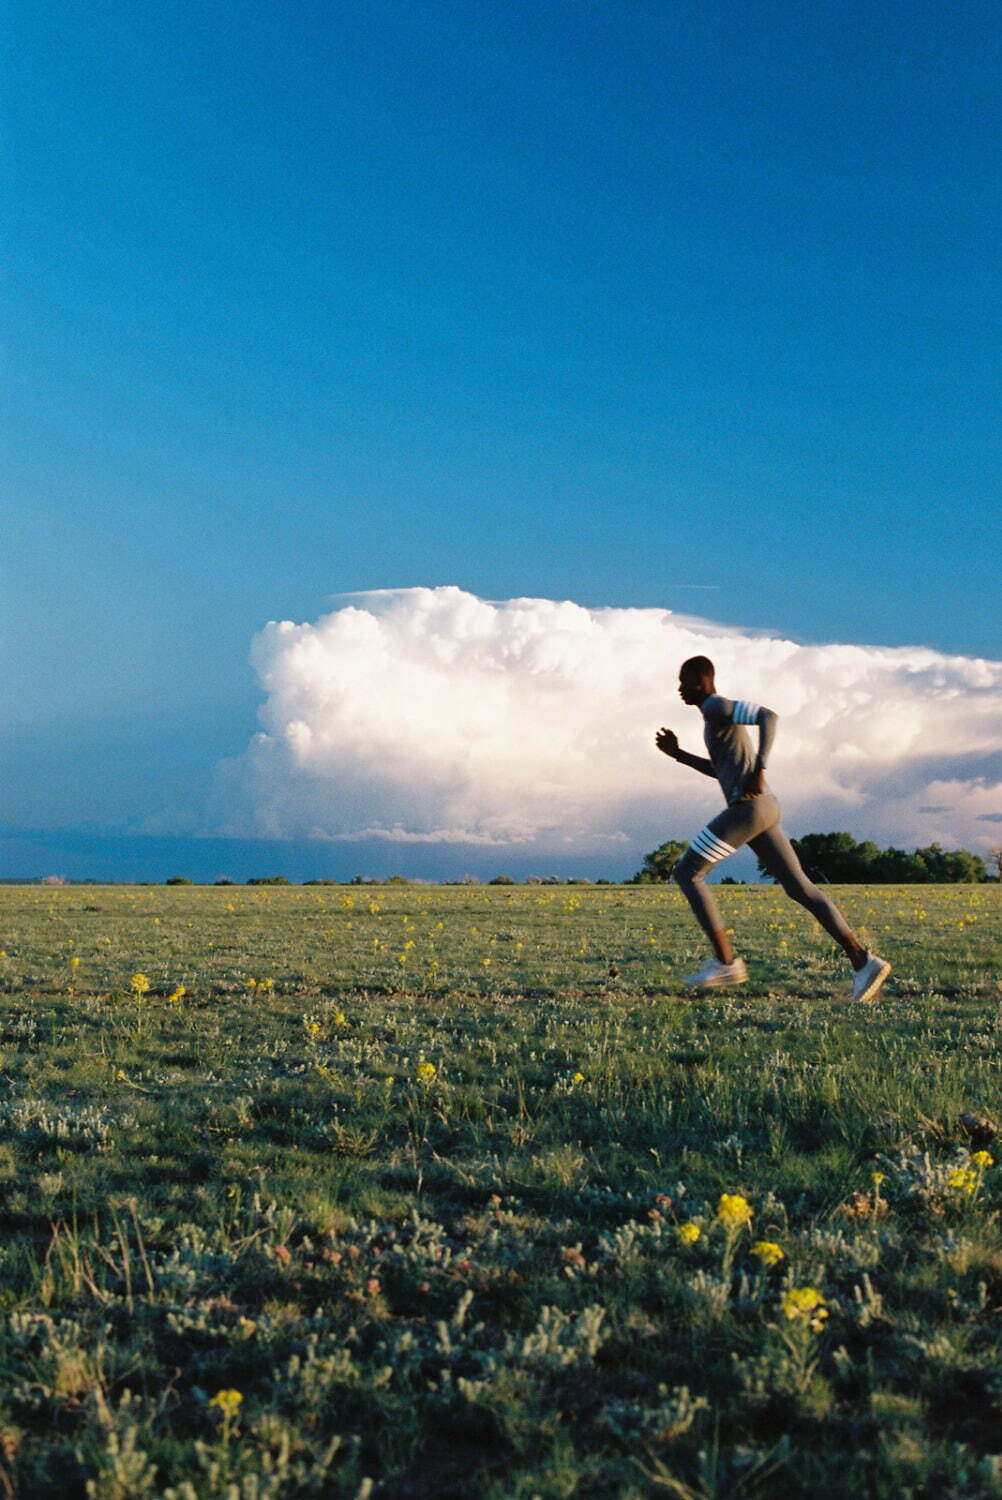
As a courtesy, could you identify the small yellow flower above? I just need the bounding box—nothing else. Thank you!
[333,1011,348,1026]
[130,972,150,997]
[716,1193,753,1230]
[302,1018,321,1039]
[750,1240,784,1267]
[971,1151,994,1168]
[781,1286,828,1329]
[948,1167,978,1194]
[209,1389,243,1416]
[570,1072,585,1086]
[871,1171,886,1187]
[167,985,186,1004]
[416,1061,437,1084]
[69,956,80,970]
[677,1222,701,1244]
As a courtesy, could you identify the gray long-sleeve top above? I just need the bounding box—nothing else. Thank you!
[673,695,778,806]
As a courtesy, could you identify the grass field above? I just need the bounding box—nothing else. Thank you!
[0,881,999,1498]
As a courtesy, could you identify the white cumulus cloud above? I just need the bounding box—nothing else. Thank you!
[218,586,1002,857]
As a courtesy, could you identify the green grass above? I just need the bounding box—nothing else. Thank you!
[0,881,1000,1498]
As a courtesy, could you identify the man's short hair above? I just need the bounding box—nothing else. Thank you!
[680,655,715,679]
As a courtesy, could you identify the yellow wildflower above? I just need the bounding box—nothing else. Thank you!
[416,1061,437,1084]
[750,1240,784,1267]
[570,1072,585,1086]
[871,1171,886,1187]
[677,1222,701,1245]
[209,1389,243,1416]
[130,972,150,997]
[971,1151,994,1168]
[716,1193,753,1230]
[167,985,186,1004]
[781,1287,828,1329]
[948,1167,978,1194]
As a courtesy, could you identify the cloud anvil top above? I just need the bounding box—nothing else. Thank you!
[217,586,1002,856]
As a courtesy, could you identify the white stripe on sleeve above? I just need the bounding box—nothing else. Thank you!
[732,700,761,725]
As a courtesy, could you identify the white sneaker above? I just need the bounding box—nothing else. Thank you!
[850,953,891,1003]
[682,956,748,988]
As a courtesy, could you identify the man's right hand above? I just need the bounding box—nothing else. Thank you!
[655,727,679,758]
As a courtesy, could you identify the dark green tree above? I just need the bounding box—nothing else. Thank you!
[763,832,988,884]
[781,832,869,882]
[629,840,688,883]
[911,844,987,883]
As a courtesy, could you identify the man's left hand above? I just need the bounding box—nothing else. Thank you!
[741,769,766,799]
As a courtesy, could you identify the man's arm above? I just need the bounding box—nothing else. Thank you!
[655,728,715,778]
[752,705,778,771]
[730,702,778,796]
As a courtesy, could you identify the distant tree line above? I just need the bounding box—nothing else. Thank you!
[627,834,991,885]
[17,839,998,886]
[774,833,989,884]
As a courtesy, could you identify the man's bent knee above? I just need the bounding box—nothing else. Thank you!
[672,852,704,892]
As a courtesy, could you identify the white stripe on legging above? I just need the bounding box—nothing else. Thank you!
[732,700,760,725]
[690,827,736,864]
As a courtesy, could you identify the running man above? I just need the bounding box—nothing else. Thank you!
[656,655,891,1000]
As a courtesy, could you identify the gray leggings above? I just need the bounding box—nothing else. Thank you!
[672,794,857,954]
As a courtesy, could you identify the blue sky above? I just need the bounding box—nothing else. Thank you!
[3,0,1001,879]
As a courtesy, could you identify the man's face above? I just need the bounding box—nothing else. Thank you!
[678,667,712,705]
